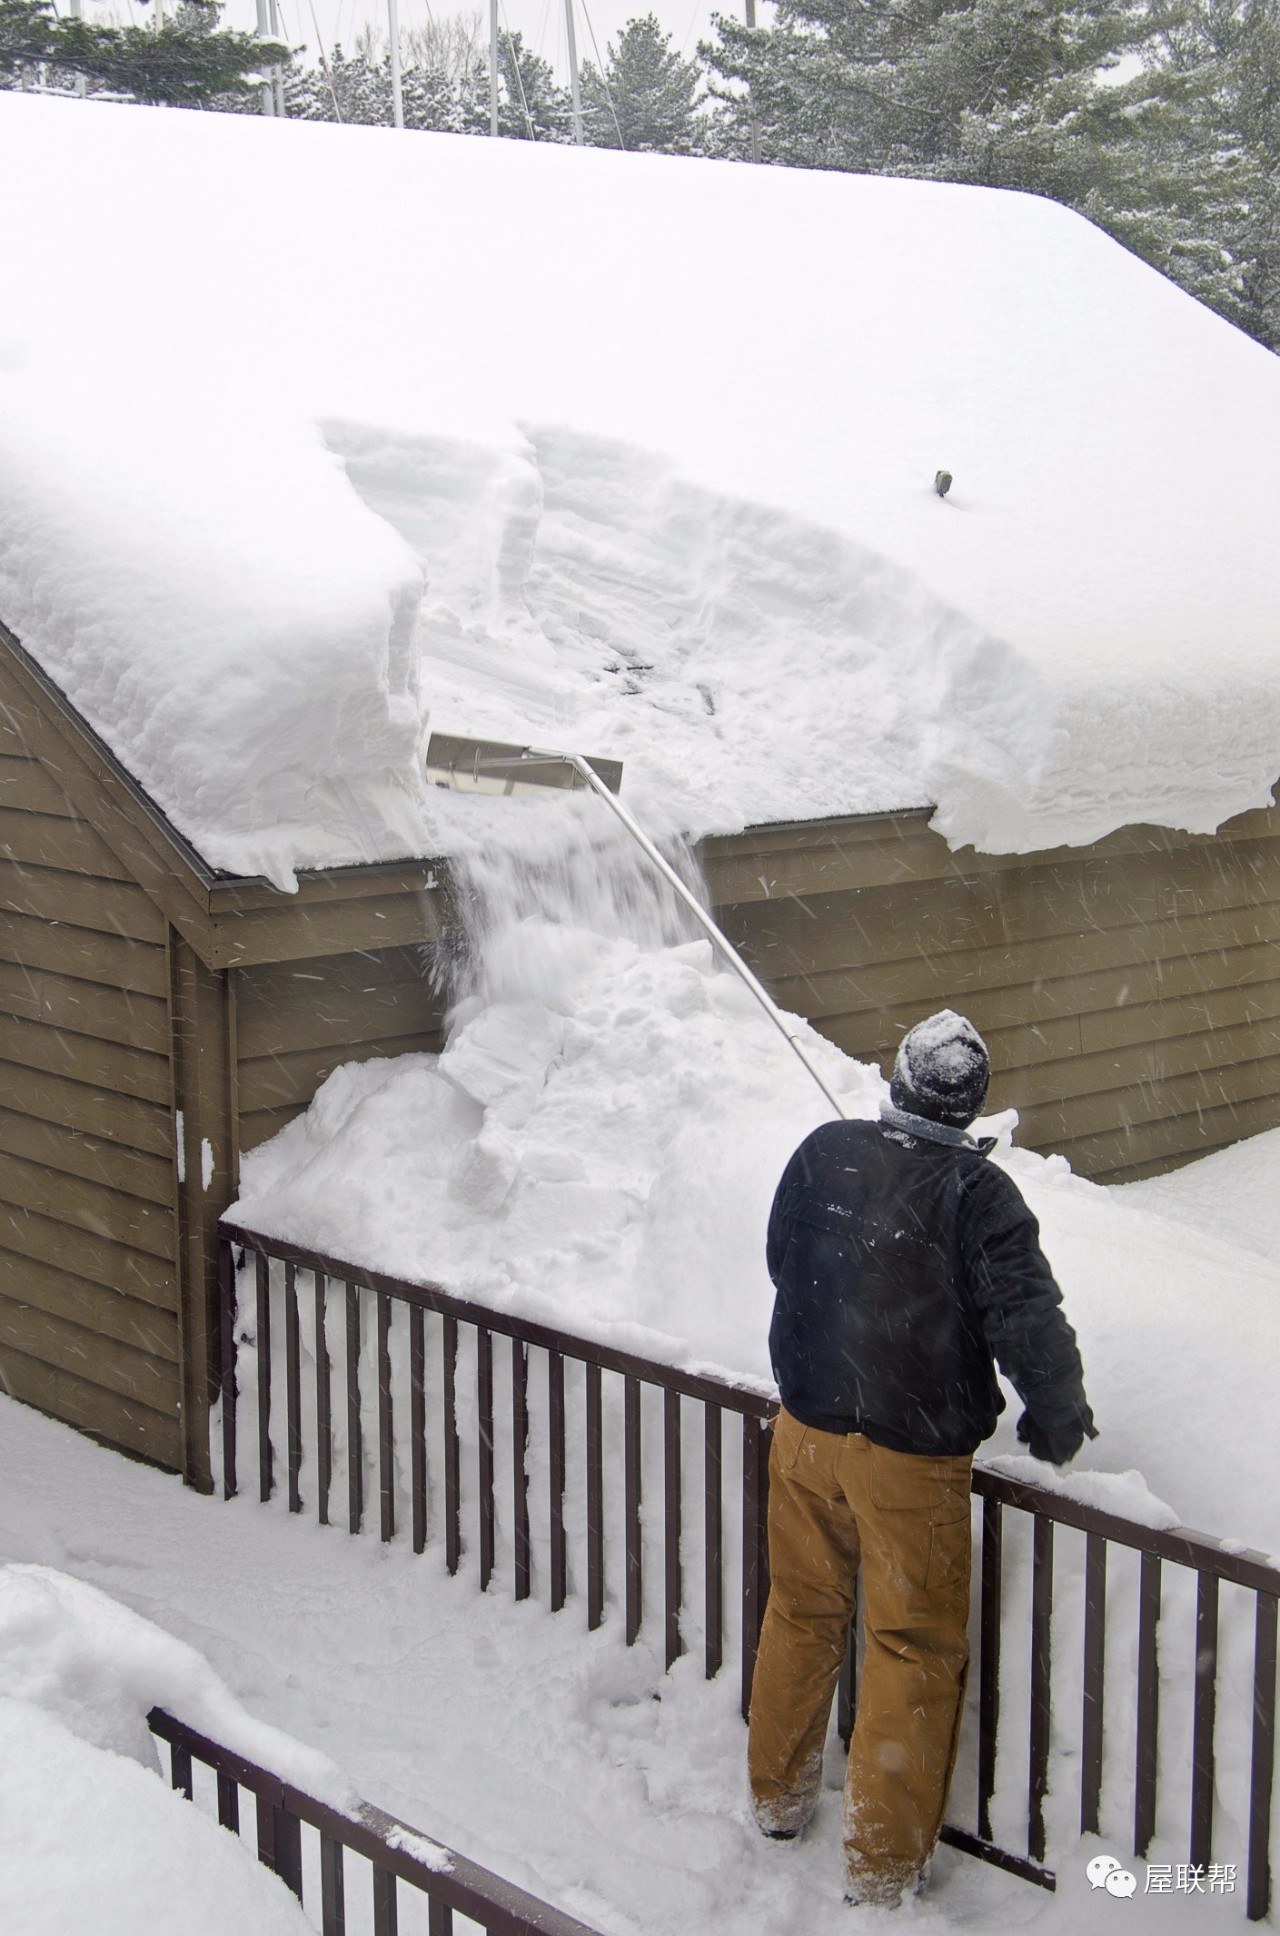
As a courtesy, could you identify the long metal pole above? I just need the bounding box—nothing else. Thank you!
[744,0,760,162]
[255,0,273,115]
[388,0,404,128]
[69,0,85,93]
[268,0,286,117]
[562,754,848,1119]
[565,0,583,145]
[489,0,499,135]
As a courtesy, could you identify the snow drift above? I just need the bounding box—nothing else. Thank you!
[0,1565,342,1935]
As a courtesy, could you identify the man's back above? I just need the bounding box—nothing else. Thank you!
[766,1115,1091,1461]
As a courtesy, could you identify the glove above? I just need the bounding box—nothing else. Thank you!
[1016,1405,1098,1468]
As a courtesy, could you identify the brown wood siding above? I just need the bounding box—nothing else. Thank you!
[235,945,445,1156]
[0,738,181,1469]
[0,622,454,976]
[707,805,1280,1181]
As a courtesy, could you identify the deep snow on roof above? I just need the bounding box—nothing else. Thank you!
[3,92,1280,886]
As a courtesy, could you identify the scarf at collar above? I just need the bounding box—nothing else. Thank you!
[878,1100,996,1156]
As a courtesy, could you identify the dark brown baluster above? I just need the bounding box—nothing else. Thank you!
[1134,1552,1162,1859]
[258,1796,304,1901]
[478,1326,495,1590]
[513,1338,530,1602]
[372,1864,397,1935]
[1028,1516,1053,1864]
[1081,1532,1107,1836]
[410,1304,427,1555]
[320,1834,346,1936]
[256,1251,273,1503]
[169,1740,193,1799]
[704,1401,722,1681]
[377,1293,395,1543]
[217,1772,239,1832]
[740,1413,770,1722]
[664,1387,683,1669]
[1248,1590,1277,1922]
[586,1362,604,1631]
[427,1899,454,1934]
[315,1271,331,1527]
[977,1495,1003,1844]
[624,1375,642,1646]
[1190,1569,1219,1872]
[285,1261,302,1515]
[549,1350,567,1614]
[346,1284,363,1536]
[220,1237,238,1499]
[443,1315,460,1575]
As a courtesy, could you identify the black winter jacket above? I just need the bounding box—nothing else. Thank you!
[766,1114,1096,1461]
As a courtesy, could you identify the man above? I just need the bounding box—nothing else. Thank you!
[747,1010,1096,1907]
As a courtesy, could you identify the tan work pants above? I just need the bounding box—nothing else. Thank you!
[747,1409,973,1900]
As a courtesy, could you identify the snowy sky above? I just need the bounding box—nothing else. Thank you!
[86,0,766,82]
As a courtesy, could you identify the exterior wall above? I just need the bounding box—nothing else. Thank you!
[0,727,183,1470]
[704,804,1280,1182]
[235,945,445,1157]
[0,625,453,1478]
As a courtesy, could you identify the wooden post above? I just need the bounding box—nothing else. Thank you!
[169,930,237,1493]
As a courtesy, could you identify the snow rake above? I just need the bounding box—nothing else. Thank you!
[426,731,850,1120]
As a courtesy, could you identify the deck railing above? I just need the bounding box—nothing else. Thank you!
[148,1705,608,1935]
[218,1227,1279,1918]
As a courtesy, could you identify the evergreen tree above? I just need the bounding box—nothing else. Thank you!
[496,28,572,139]
[580,13,702,152]
[702,0,1157,190]
[0,0,54,82]
[286,37,387,125]
[285,24,474,132]
[1,0,286,108]
[1121,0,1280,347]
[285,22,567,139]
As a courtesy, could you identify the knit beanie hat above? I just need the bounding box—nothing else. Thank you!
[889,1010,990,1127]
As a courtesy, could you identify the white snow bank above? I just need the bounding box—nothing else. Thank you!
[0,1565,345,1936]
[0,1563,355,1805]
[1118,1122,1280,1261]
[231,841,1280,1552]
[4,93,1280,878]
[0,1698,314,1936]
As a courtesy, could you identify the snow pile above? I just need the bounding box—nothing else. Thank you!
[1119,1123,1280,1260]
[0,1565,341,1936]
[0,1563,354,1803]
[238,801,870,1379]
[4,94,1280,882]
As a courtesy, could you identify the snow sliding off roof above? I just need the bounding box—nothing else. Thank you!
[3,92,1280,887]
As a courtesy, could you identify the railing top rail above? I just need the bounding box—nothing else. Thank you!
[148,1707,609,1936]
[223,1223,1280,1598]
[971,1466,1280,1596]
[222,1222,776,1417]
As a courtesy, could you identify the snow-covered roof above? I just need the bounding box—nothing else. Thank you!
[3,92,1280,889]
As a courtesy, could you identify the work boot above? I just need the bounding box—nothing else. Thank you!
[751,1794,816,1843]
[843,1863,925,1909]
